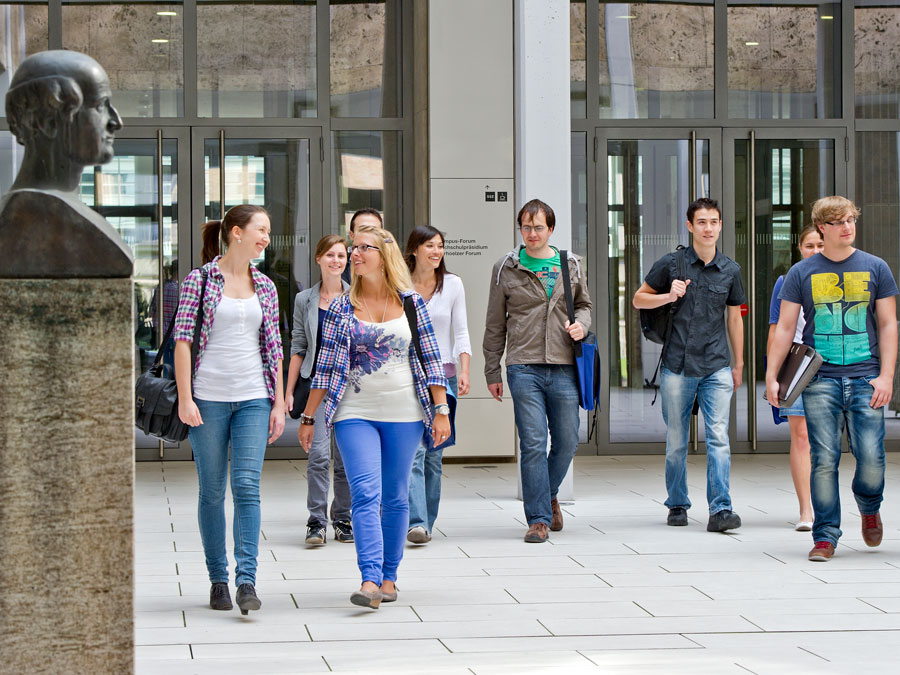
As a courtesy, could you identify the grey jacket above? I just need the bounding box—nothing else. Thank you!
[290,280,350,379]
[483,247,592,385]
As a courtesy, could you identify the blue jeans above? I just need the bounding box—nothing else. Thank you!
[506,364,580,526]
[802,375,886,546]
[189,398,271,586]
[660,366,733,514]
[334,419,423,584]
[408,376,457,534]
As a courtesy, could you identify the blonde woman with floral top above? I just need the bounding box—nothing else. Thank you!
[174,204,285,615]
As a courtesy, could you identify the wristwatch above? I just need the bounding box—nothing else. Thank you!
[299,413,315,426]
[433,403,450,416]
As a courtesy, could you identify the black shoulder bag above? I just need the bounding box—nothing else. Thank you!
[135,269,207,442]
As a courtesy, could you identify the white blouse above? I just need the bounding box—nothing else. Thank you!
[425,274,471,367]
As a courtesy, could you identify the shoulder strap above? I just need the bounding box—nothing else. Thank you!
[560,250,576,325]
[153,267,207,368]
[403,295,425,372]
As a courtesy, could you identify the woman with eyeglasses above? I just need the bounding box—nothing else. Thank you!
[766,223,824,531]
[403,225,471,545]
[298,224,449,609]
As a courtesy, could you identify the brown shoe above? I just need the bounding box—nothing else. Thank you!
[550,498,563,532]
[861,512,883,547]
[524,522,549,543]
[808,541,835,562]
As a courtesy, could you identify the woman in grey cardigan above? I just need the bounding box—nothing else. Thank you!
[286,234,352,545]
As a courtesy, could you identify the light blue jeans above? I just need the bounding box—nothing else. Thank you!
[334,419,424,584]
[189,398,271,586]
[660,366,734,515]
[408,375,457,534]
[506,364,580,526]
[802,375,886,547]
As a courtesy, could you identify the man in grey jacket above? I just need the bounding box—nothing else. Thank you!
[483,199,592,543]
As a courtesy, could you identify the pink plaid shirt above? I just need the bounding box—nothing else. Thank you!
[173,257,283,403]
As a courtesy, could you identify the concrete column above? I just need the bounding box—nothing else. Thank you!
[514,0,575,500]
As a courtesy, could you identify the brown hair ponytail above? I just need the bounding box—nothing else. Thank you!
[199,205,270,265]
[201,220,222,264]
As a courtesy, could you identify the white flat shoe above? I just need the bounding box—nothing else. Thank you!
[795,521,813,532]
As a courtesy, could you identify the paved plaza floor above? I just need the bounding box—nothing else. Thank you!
[135,452,900,674]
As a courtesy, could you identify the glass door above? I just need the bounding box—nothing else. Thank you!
[192,128,324,455]
[724,129,847,449]
[597,129,722,452]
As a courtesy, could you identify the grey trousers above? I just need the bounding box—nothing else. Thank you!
[307,404,351,525]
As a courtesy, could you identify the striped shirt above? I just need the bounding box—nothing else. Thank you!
[311,290,448,431]
[173,257,282,403]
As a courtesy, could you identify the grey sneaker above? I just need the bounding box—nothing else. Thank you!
[235,583,261,615]
[334,520,354,543]
[406,526,431,544]
[305,522,326,545]
[707,510,742,532]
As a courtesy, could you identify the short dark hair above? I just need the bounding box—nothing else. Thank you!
[687,197,721,223]
[349,207,384,233]
[516,199,555,230]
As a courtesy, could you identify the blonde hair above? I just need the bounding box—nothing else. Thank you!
[811,196,860,234]
[348,225,412,308]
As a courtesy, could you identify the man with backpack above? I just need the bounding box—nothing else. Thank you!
[483,199,592,543]
[632,198,746,532]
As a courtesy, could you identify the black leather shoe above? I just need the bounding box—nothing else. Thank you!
[707,510,742,532]
[667,507,688,526]
[209,582,232,611]
[235,583,261,615]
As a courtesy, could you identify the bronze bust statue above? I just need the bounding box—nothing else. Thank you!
[0,50,133,278]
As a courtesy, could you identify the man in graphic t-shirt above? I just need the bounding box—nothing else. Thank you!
[767,196,898,562]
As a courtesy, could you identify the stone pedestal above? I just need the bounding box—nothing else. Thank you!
[0,279,134,674]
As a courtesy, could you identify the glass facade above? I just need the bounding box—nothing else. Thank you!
[0,2,48,107]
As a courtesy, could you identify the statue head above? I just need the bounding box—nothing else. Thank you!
[6,50,123,173]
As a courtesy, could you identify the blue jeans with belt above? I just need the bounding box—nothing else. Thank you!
[189,398,271,586]
[505,364,580,526]
[802,374,886,547]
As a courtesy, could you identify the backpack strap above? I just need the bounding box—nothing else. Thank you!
[403,294,425,373]
[645,245,688,405]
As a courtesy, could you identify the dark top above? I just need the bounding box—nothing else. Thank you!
[780,249,899,378]
[645,246,746,377]
[316,306,327,349]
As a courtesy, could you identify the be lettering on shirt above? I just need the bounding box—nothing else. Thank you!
[811,271,872,365]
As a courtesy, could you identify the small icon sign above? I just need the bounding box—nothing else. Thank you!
[485,191,496,202]
[497,191,508,202]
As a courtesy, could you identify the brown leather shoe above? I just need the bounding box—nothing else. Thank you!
[861,512,883,547]
[524,522,549,543]
[550,498,563,531]
[808,541,835,562]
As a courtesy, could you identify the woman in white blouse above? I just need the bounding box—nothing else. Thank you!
[404,225,471,544]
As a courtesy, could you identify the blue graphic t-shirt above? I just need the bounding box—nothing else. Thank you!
[780,250,899,377]
[519,247,561,299]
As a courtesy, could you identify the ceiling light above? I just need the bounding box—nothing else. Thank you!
[152,39,169,43]
[820,15,833,20]
[156,11,177,16]
[616,15,636,20]
[745,41,759,46]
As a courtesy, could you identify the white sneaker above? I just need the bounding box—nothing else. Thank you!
[406,526,431,544]
[795,521,813,532]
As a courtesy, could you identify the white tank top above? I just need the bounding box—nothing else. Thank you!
[193,294,269,402]
[332,314,424,424]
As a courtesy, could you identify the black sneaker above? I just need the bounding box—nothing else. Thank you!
[334,520,354,543]
[667,507,688,526]
[209,582,232,611]
[305,522,326,545]
[707,510,742,532]
[235,583,261,615]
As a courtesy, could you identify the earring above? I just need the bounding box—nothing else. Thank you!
[236,238,241,244]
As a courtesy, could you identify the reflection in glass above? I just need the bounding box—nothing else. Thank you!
[198,1,316,118]
[855,3,900,118]
[332,130,401,235]
[571,133,588,260]
[330,1,400,117]
[571,0,586,118]
[598,2,713,119]
[61,3,184,117]
[607,139,707,443]
[728,3,840,119]
[732,138,834,442]
[855,132,900,433]
[0,3,48,109]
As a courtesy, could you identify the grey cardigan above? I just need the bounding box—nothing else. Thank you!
[290,280,350,379]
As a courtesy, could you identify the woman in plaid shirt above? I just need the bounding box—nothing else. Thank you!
[174,204,285,616]
[299,225,450,609]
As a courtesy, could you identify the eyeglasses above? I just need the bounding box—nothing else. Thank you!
[824,217,856,227]
[348,244,380,254]
[520,225,547,234]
